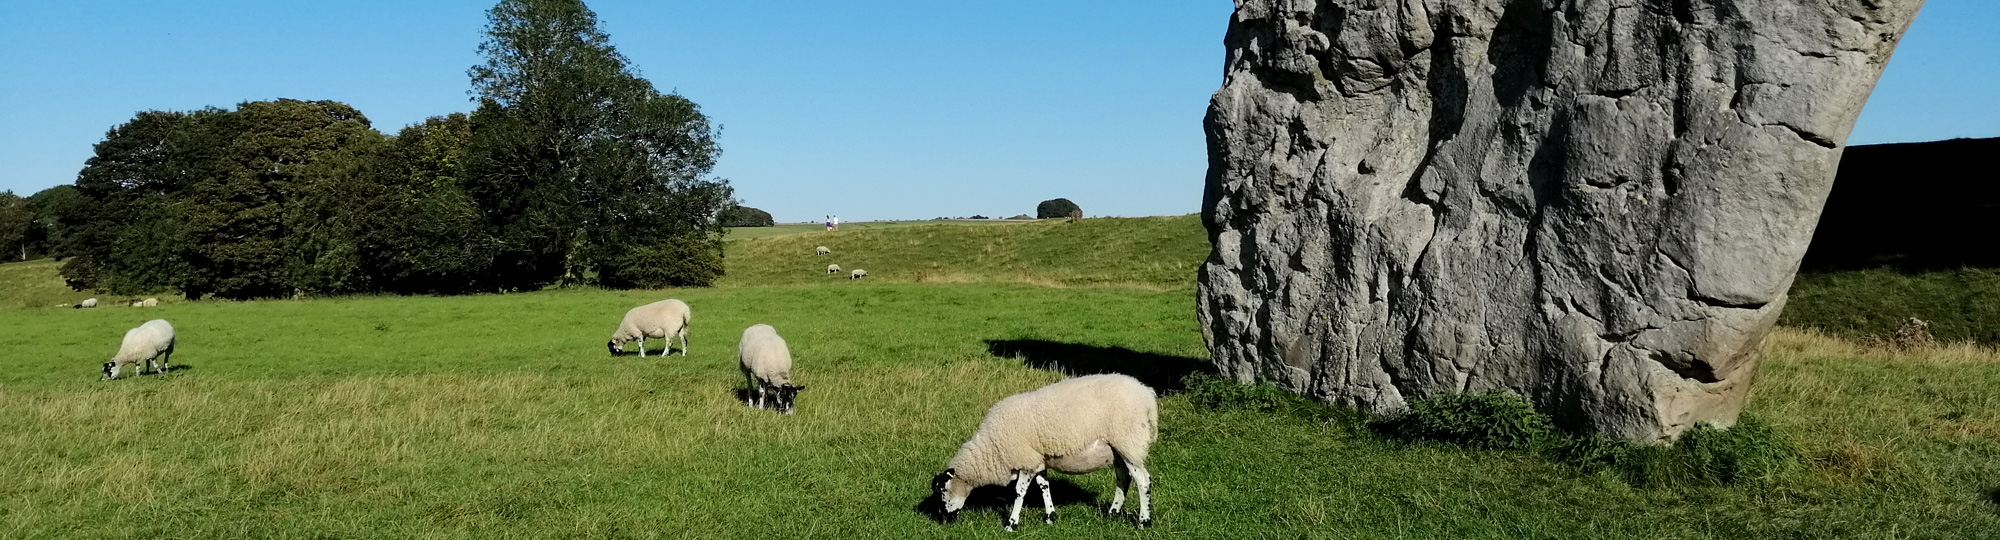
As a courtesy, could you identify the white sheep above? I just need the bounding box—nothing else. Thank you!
[737,324,805,414]
[607,299,691,357]
[826,264,841,275]
[103,319,175,380]
[931,374,1158,531]
[74,298,98,309]
[849,269,868,280]
[128,298,158,307]
[816,246,831,256]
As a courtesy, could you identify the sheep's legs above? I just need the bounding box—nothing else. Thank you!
[1110,460,1130,515]
[1006,469,1033,532]
[637,338,646,357]
[1130,464,1152,528]
[1035,471,1056,524]
[678,329,688,356]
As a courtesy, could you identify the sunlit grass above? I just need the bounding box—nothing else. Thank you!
[725,219,1034,241]
[721,215,1206,290]
[2,219,1999,537]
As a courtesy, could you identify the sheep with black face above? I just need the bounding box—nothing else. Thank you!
[931,374,1158,531]
[104,319,175,380]
[737,324,805,414]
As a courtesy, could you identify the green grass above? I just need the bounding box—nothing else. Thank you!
[721,215,1207,290]
[1783,268,2000,344]
[0,258,107,310]
[725,219,1034,241]
[3,220,2000,537]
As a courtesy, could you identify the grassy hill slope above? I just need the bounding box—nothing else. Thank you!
[725,219,1029,241]
[2,216,2000,536]
[721,215,1208,290]
[0,259,154,310]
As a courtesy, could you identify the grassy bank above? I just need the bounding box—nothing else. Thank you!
[1783,268,2000,344]
[0,258,130,310]
[725,219,1033,241]
[721,215,1207,290]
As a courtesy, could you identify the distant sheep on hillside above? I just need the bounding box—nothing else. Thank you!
[827,264,841,275]
[849,269,868,280]
[816,246,831,256]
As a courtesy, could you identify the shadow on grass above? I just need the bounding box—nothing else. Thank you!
[1986,487,2000,511]
[104,364,192,381]
[912,476,1102,525]
[609,345,681,357]
[986,339,1212,392]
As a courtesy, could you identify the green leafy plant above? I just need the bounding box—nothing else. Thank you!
[1375,390,1553,450]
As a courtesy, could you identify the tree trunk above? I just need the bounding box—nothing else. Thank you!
[1197,0,1926,442]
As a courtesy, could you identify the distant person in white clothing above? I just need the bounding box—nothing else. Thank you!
[831,215,839,230]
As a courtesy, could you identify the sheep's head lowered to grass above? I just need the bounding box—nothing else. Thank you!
[772,384,806,414]
[931,468,969,522]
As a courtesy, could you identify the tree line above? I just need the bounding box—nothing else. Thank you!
[15,0,732,300]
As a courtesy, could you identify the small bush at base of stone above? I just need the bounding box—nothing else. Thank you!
[1374,390,1553,451]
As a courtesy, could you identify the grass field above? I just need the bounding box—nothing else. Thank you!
[1784,267,2000,344]
[4,217,2000,538]
[725,219,1034,241]
[0,258,139,310]
[722,216,1205,290]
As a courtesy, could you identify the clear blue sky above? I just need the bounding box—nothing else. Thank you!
[2,1,1995,222]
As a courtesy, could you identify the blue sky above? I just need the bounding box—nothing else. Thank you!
[2,1,1994,222]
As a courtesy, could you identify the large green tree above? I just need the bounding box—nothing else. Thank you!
[466,0,729,290]
[25,185,82,259]
[342,113,498,294]
[175,99,379,299]
[0,191,32,261]
[60,109,224,294]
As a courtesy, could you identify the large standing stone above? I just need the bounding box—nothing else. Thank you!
[1198,0,1925,442]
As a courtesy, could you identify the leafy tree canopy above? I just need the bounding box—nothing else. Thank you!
[466,0,729,290]
[720,205,775,227]
[1036,198,1081,219]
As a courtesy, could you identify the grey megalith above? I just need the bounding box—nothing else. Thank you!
[1197,0,1926,442]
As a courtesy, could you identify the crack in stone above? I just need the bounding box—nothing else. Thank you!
[1762,122,1840,149]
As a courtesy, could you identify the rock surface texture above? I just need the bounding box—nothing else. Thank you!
[1198,0,1925,441]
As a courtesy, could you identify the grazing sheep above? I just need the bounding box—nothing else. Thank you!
[127,298,158,307]
[607,299,691,357]
[737,324,805,414]
[931,374,1159,531]
[849,269,868,280]
[74,298,98,309]
[826,264,841,275]
[816,246,831,256]
[104,319,175,380]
